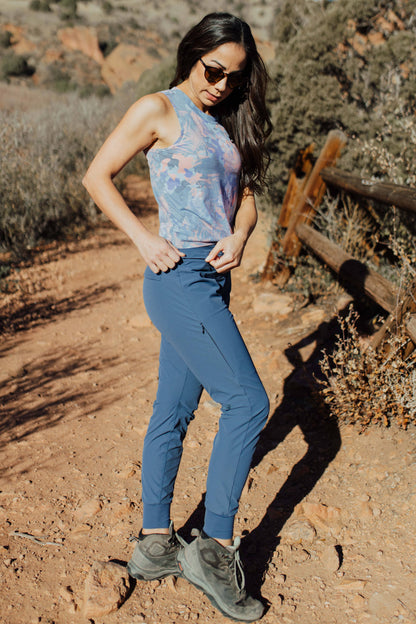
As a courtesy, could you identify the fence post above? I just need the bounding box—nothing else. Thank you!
[281,130,347,257]
[261,143,314,283]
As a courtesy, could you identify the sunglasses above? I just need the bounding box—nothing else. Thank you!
[199,58,247,90]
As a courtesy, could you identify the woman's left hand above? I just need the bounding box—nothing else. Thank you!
[204,232,247,273]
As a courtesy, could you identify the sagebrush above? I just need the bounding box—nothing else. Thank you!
[319,307,416,430]
[0,88,140,257]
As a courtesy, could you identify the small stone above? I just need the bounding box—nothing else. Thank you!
[359,501,374,520]
[336,579,367,592]
[74,498,103,522]
[128,312,152,329]
[293,548,311,563]
[351,594,366,609]
[70,524,92,538]
[320,545,341,572]
[372,505,382,517]
[369,592,397,619]
[59,586,79,612]
[117,462,138,479]
[252,292,293,316]
[83,561,130,618]
[295,502,343,534]
[283,519,317,544]
[186,439,201,449]
[300,306,326,326]
[165,576,177,592]
[111,499,135,519]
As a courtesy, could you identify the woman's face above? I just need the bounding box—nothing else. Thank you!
[186,42,247,112]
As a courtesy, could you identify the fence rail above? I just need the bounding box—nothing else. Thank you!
[263,131,416,351]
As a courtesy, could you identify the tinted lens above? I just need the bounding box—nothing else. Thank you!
[227,73,246,89]
[204,66,225,84]
[201,59,246,89]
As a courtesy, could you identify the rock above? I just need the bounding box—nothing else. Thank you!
[351,594,366,609]
[358,501,374,521]
[101,44,158,93]
[368,591,397,619]
[320,545,341,572]
[128,312,152,329]
[368,31,385,46]
[117,462,138,479]
[74,497,103,522]
[300,306,326,326]
[42,48,65,64]
[59,586,79,612]
[336,578,367,592]
[111,499,136,519]
[58,26,103,64]
[252,292,293,317]
[83,561,130,618]
[70,523,92,539]
[12,37,37,56]
[282,519,317,544]
[292,547,311,563]
[295,502,343,534]
[165,576,177,592]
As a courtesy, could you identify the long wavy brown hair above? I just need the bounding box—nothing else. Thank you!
[170,13,272,195]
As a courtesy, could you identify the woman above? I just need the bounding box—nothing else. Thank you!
[83,12,272,622]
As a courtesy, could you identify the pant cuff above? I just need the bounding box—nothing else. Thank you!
[203,509,235,540]
[143,503,170,529]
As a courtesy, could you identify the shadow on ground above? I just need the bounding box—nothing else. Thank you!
[0,283,121,334]
[179,307,363,600]
[0,339,127,467]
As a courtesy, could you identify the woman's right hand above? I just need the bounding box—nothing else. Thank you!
[82,93,183,274]
[136,231,185,274]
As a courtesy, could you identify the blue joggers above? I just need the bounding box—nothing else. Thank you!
[141,245,269,539]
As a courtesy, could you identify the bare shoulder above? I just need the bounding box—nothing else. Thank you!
[127,92,172,123]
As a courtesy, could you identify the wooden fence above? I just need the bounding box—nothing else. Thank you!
[262,130,416,352]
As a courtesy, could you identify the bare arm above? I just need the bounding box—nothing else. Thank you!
[82,94,184,273]
[205,189,257,273]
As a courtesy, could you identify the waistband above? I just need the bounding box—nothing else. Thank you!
[178,244,216,260]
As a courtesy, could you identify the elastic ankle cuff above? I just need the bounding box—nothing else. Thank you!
[143,503,170,529]
[203,510,234,540]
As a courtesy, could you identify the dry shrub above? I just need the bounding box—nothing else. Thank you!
[315,193,377,261]
[0,87,141,257]
[319,307,416,430]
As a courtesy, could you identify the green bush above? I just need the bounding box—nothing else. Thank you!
[57,0,78,20]
[101,0,113,14]
[136,55,177,98]
[29,0,52,11]
[1,53,34,78]
[0,31,12,48]
[42,63,76,93]
[79,83,111,98]
[265,0,416,206]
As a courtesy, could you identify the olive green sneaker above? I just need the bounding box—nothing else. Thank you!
[177,530,264,622]
[127,523,185,581]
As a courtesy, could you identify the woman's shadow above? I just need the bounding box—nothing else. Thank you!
[241,313,343,597]
[181,308,348,597]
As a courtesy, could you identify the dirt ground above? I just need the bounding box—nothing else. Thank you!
[1,177,416,624]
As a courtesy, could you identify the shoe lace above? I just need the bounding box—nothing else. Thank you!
[227,537,245,593]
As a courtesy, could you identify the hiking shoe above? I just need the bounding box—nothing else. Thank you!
[127,523,185,580]
[177,530,264,622]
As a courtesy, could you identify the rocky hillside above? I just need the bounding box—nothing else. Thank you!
[0,0,276,94]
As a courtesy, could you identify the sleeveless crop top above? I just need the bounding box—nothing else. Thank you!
[146,87,242,248]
